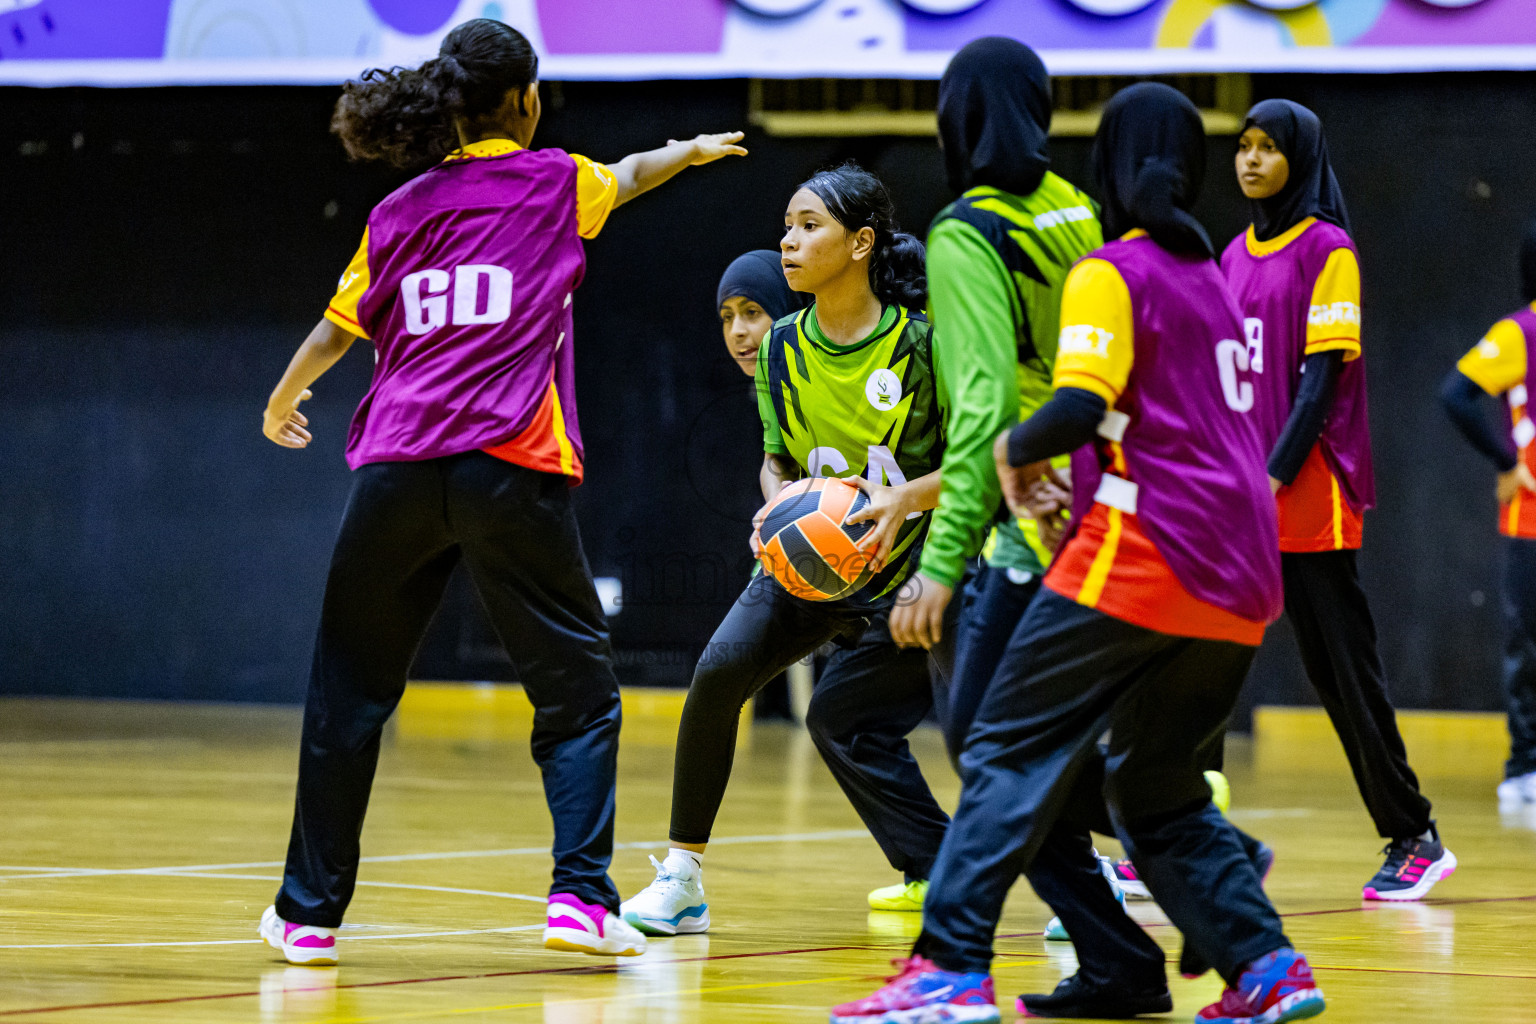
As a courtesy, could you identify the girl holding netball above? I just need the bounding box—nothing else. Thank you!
[256,18,744,965]
[1222,99,1453,901]
[834,84,1322,1024]
[1439,221,1536,807]
[622,163,955,935]
[713,248,944,913]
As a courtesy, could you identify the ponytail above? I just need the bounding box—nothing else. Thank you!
[875,232,928,310]
[799,162,928,310]
[331,19,538,170]
[1128,157,1213,259]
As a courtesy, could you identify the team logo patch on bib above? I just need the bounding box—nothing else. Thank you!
[865,369,902,411]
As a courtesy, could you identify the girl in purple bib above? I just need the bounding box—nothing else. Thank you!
[255,19,745,966]
[833,85,1321,1024]
[1222,100,1453,903]
[1441,221,1536,806]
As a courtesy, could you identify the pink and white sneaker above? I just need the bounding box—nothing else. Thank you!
[259,905,338,966]
[543,893,646,957]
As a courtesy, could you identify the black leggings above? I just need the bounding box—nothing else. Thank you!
[275,454,623,926]
[670,574,953,880]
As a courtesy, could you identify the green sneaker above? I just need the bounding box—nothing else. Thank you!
[867,879,928,911]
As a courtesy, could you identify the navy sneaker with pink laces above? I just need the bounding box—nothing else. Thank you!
[1362,824,1456,901]
[830,955,1000,1023]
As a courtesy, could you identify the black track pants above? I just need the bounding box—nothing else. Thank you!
[917,590,1289,984]
[1501,539,1536,778]
[1282,549,1433,839]
[275,454,623,927]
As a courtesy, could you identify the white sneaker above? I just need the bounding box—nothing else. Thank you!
[620,853,710,936]
[259,905,339,966]
[543,893,646,956]
[1498,771,1536,807]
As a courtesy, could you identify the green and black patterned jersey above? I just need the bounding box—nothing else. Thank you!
[757,303,944,600]
[921,174,1104,585]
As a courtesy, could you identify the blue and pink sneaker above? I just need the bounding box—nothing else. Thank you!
[830,955,1000,1023]
[259,905,338,966]
[1196,948,1325,1024]
[543,893,647,957]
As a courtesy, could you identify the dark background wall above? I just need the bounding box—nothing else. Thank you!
[2,73,1533,721]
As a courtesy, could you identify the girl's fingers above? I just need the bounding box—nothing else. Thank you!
[291,410,309,426]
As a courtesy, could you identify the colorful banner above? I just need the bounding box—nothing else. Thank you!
[2,0,1535,85]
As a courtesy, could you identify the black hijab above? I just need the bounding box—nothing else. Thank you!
[937,36,1051,197]
[1521,220,1536,303]
[1243,99,1351,242]
[715,249,807,322]
[1091,82,1212,258]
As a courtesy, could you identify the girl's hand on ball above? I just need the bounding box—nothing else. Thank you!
[844,476,915,572]
[263,389,314,448]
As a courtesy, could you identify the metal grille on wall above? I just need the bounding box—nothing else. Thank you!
[749,73,1251,137]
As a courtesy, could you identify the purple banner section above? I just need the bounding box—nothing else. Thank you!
[0,0,171,60]
[366,0,460,37]
[535,0,728,55]
[1357,0,1536,47]
[905,0,1165,52]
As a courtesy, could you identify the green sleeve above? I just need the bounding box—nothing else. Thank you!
[756,344,788,454]
[919,218,1021,588]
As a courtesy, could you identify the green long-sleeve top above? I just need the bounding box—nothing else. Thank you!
[919,177,1104,588]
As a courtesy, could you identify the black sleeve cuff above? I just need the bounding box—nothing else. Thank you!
[1006,388,1108,467]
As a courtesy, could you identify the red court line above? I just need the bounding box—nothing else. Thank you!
[0,944,879,1017]
[6,896,1536,1017]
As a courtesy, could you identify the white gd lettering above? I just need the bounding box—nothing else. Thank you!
[401,269,450,336]
[453,264,513,325]
[401,264,513,335]
[1216,338,1255,413]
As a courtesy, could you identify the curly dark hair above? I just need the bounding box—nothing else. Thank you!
[798,162,927,310]
[330,19,539,170]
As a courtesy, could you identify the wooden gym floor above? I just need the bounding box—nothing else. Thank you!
[1,687,1534,1023]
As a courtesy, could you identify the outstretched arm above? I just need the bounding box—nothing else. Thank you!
[262,318,358,448]
[610,132,747,208]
